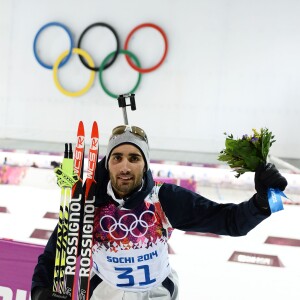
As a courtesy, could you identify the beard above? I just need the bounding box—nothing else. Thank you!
[110,172,143,198]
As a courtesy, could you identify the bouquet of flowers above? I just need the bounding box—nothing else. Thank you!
[218,128,275,178]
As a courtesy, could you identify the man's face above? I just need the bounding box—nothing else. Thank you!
[108,144,145,198]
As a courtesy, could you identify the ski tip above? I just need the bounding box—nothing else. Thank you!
[91,121,99,138]
[78,121,85,136]
[64,143,68,158]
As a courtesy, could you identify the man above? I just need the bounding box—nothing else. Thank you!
[32,125,288,300]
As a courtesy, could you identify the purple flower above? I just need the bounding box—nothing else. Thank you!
[242,134,248,140]
[251,137,258,142]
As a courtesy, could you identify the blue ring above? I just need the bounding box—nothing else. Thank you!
[33,22,74,70]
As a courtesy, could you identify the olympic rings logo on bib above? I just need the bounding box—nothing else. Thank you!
[33,22,168,98]
[99,211,157,240]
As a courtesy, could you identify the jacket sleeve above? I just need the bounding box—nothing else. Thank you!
[31,225,57,293]
[158,183,270,236]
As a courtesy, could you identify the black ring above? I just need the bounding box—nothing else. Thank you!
[77,22,120,71]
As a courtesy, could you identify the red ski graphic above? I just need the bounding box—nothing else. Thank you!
[78,121,99,300]
[64,121,85,299]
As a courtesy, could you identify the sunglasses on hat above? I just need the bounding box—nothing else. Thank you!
[110,125,148,143]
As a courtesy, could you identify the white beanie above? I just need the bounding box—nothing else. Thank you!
[105,130,150,171]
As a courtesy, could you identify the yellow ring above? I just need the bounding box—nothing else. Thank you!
[53,48,95,97]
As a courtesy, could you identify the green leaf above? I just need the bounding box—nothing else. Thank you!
[218,128,276,177]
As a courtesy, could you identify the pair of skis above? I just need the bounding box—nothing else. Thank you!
[52,121,99,300]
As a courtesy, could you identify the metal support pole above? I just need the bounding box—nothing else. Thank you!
[122,107,129,125]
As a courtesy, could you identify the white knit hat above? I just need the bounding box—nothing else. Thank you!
[105,129,150,171]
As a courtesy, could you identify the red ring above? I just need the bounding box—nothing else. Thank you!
[124,23,168,73]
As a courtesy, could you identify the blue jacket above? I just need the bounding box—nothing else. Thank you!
[31,157,269,295]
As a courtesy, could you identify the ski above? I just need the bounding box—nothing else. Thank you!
[78,121,99,300]
[53,143,75,294]
[52,121,98,300]
[64,121,85,299]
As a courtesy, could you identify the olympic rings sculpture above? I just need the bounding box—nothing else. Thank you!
[99,211,157,240]
[33,22,168,98]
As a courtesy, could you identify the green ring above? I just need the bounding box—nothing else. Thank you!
[99,49,142,98]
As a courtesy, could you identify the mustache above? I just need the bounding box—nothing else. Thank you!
[118,170,132,175]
